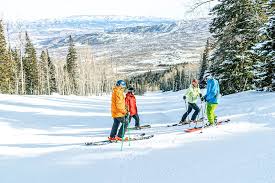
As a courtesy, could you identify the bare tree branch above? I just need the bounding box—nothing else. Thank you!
[187,0,215,13]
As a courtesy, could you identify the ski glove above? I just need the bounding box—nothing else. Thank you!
[183,96,186,100]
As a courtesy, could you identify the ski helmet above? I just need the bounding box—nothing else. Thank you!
[116,80,126,87]
[203,73,213,81]
[128,87,135,92]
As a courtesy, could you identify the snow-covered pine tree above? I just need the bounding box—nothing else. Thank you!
[23,32,39,94]
[252,0,275,91]
[209,0,263,94]
[65,35,79,94]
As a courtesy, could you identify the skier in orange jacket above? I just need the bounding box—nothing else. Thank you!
[109,80,128,141]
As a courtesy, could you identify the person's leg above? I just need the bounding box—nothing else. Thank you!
[206,103,218,125]
[133,114,140,127]
[110,118,120,138]
[118,117,128,138]
[128,115,132,124]
[181,103,193,122]
[190,103,200,121]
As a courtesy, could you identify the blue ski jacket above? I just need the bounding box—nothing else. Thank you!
[204,78,220,104]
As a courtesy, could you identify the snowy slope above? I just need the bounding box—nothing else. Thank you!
[0,91,275,183]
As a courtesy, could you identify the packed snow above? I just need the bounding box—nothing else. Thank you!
[0,90,275,183]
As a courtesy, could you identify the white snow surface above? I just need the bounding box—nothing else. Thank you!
[0,90,275,183]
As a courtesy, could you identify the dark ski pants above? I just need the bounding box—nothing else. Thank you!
[129,114,140,127]
[110,117,128,138]
[181,102,200,121]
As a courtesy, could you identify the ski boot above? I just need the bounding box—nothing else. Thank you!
[115,136,129,141]
[108,137,117,141]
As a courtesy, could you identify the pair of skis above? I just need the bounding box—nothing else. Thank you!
[85,133,154,146]
[184,119,230,133]
[166,118,204,127]
[127,124,151,130]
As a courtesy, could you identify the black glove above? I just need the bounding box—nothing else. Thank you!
[199,93,202,98]
[183,96,186,100]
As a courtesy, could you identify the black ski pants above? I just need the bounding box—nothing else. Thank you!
[129,114,140,127]
[110,116,128,138]
[181,102,200,121]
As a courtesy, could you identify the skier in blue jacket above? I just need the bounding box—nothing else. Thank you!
[203,75,220,126]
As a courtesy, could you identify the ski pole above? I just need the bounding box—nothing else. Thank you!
[200,102,207,133]
[201,100,204,121]
[120,120,126,151]
[198,98,204,126]
[127,114,131,146]
[195,102,203,128]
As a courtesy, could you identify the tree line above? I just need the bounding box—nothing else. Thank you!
[0,20,118,96]
[127,63,199,95]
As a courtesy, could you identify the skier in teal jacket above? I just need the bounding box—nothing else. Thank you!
[203,75,220,125]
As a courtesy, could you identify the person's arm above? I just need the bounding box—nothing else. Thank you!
[183,87,191,99]
[125,96,129,112]
[204,80,211,101]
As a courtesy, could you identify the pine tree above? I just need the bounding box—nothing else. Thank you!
[11,48,21,94]
[209,0,264,95]
[23,32,38,94]
[65,35,78,94]
[199,39,211,88]
[7,47,17,93]
[38,50,48,94]
[47,49,57,94]
[252,0,275,91]
[0,20,15,94]
[37,50,57,95]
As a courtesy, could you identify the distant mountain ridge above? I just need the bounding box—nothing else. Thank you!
[7,15,211,75]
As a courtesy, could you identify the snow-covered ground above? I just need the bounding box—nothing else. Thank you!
[0,90,275,183]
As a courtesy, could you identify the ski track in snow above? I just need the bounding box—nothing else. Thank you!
[0,90,275,183]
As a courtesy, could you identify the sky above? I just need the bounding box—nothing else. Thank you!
[0,0,214,21]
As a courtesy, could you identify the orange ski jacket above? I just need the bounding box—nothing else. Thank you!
[111,86,127,118]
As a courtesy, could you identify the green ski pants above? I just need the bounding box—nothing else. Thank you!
[206,103,218,125]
